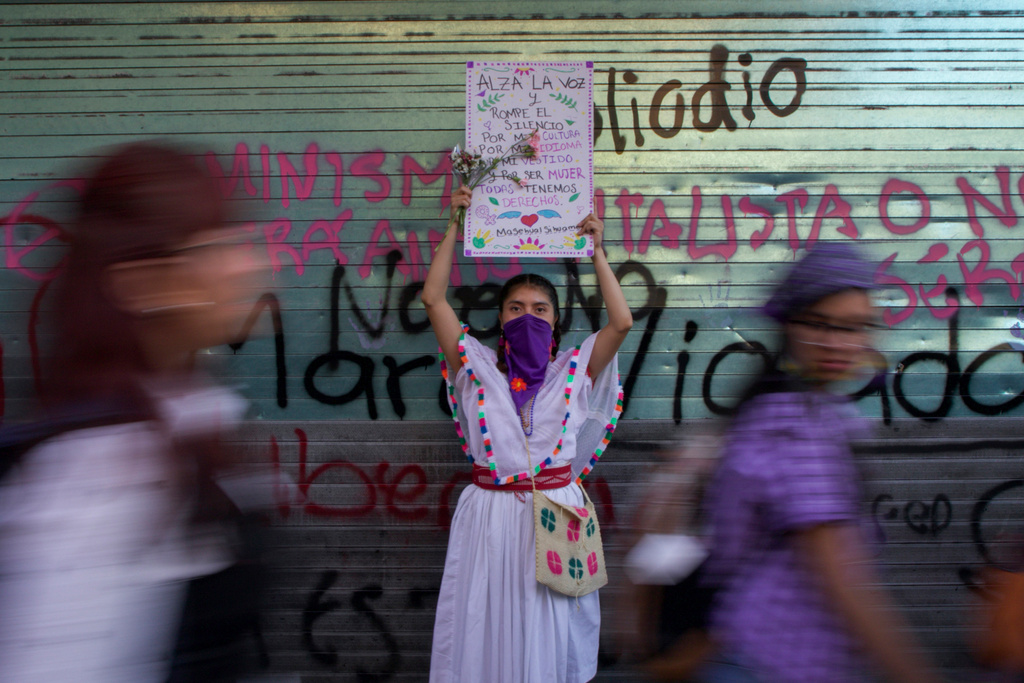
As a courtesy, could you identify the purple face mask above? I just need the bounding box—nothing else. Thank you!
[502,313,553,413]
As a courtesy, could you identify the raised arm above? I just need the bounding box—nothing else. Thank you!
[421,185,472,373]
[577,212,633,378]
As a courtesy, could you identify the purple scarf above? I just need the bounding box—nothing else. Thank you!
[502,313,553,413]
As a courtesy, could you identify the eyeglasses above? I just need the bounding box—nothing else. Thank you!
[790,317,882,346]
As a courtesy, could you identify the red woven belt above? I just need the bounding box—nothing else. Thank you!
[472,463,572,491]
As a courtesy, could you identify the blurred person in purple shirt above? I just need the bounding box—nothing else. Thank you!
[0,142,262,682]
[698,244,940,683]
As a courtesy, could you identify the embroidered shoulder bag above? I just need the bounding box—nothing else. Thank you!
[527,440,608,597]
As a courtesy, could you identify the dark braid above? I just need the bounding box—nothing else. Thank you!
[495,273,561,375]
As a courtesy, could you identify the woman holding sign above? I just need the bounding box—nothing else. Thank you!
[424,185,632,683]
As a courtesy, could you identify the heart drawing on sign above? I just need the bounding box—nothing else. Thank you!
[521,214,539,227]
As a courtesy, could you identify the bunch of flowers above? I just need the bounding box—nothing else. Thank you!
[441,129,541,247]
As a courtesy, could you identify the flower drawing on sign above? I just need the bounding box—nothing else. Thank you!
[550,92,579,110]
[511,377,527,392]
[562,234,587,250]
[472,229,494,249]
[515,66,535,76]
[476,93,505,112]
[515,237,545,251]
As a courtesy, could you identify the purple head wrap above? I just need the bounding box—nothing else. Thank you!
[763,243,877,322]
[502,313,553,413]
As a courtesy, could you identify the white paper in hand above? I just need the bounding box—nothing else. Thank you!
[624,533,708,586]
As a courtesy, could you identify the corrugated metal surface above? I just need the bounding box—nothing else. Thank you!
[3,2,1024,679]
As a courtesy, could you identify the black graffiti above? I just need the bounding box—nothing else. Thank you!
[304,263,436,419]
[595,45,808,154]
[351,585,400,682]
[421,257,667,418]
[961,342,1024,415]
[453,284,503,338]
[905,495,953,535]
[760,57,807,117]
[289,252,736,422]
[302,569,342,667]
[616,261,668,415]
[229,292,287,408]
[872,493,952,538]
[384,355,435,418]
[301,575,441,678]
[673,321,700,423]
[956,477,1024,589]
[398,281,432,335]
[849,348,892,424]
[345,250,403,340]
[295,263,1024,423]
[701,341,772,416]
[692,44,738,133]
[397,286,501,340]
[867,466,1024,588]
[561,258,603,333]
[893,290,961,421]
[894,290,1024,421]
[674,287,1024,423]
[971,479,1024,567]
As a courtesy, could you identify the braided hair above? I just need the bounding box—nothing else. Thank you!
[495,273,561,375]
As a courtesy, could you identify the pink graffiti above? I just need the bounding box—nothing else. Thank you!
[879,178,930,235]
[956,166,1017,238]
[606,164,1024,324]
[687,186,737,261]
[204,142,518,284]
[0,183,79,282]
[8,146,1024,328]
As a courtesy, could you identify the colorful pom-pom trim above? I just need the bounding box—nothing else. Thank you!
[439,323,621,487]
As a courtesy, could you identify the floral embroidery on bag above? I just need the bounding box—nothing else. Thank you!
[546,550,563,575]
[540,507,557,532]
[568,557,585,580]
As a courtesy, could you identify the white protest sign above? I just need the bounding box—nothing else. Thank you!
[464,61,594,258]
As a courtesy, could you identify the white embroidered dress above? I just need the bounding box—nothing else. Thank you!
[429,328,623,683]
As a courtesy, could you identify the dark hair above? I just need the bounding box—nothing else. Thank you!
[496,273,561,374]
[43,141,226,408]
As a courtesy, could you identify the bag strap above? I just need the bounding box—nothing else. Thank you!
[526,435,538,497]
[526,430,591,507]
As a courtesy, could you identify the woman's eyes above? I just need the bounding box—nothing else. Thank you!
[506,304,548,315]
